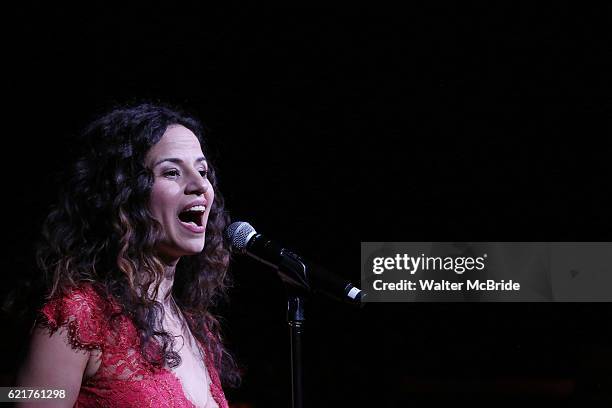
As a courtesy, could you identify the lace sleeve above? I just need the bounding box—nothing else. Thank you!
[38,284,107,351]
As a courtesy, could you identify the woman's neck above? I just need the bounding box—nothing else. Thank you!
[155,256,179,306]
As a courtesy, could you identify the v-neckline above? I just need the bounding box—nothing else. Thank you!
[163,336,218,408]
[162,301,220,408]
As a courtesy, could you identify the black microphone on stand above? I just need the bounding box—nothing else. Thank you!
[225,221,364,304]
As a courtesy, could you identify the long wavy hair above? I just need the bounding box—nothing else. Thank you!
[36,102,240,386]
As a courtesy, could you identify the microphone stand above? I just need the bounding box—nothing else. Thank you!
[227,223,363,407]
[277,251,310,408]
[287,294,305,408]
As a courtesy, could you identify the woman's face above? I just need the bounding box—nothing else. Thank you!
[145,125,214,261]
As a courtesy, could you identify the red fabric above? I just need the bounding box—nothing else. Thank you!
[39,284,228,408]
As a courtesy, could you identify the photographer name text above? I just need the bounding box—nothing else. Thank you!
[372,279,520,292]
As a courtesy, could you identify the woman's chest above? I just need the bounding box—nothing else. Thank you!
[84,316,220,408]
[171,344,217,408]
[163,313,218,408]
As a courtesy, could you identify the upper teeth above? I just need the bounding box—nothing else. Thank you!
[186,205,206,212]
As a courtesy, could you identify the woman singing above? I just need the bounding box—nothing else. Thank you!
[17,103,239,407]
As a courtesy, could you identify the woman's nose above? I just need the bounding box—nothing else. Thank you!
[185,170,207,195]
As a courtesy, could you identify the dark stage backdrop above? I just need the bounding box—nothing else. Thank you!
[2,4,611,407]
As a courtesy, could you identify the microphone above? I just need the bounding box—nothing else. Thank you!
[225,221,364,304]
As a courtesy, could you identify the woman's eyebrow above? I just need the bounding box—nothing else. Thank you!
[153,156,207,167]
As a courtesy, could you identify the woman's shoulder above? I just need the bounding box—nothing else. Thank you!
[40,282,114,324]
[38,282,117,350]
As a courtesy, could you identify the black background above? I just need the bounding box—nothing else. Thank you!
[2,3,611,407]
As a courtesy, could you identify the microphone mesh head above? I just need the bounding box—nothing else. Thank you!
[225,221,256,252]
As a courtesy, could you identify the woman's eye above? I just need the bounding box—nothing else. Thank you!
[199,169,209,178]
[163,169,180,178]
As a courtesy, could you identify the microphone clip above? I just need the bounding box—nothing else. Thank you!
[278,249,311,295]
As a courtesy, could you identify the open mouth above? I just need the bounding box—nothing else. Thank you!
[178,205,206,227]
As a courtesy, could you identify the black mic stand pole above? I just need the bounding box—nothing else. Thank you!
[277,251,310,408]
[287,293,305,408]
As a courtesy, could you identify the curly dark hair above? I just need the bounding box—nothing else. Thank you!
[36,102,240,386]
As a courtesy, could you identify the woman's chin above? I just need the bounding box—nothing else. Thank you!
[157,239,205,260]
[180,238,206,255]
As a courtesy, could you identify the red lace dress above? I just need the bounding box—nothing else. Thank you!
[38,284,229,408]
